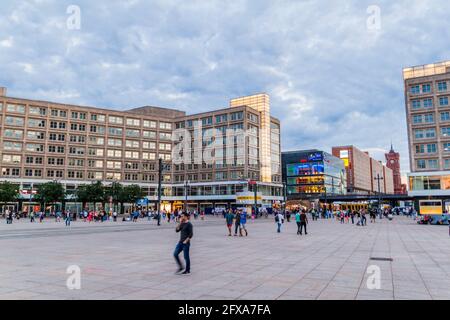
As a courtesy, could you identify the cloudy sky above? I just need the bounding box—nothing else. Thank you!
[1,0,449,176]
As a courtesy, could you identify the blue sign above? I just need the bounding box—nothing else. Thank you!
[308,152,323,162]
[136,198,149,205]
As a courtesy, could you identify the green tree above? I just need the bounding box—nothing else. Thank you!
[0,181,19,213]
[87,181,106,209]
[75,184,90,210]
[105,181,123,213]
[35,181,66,213]
[117,184,144,214]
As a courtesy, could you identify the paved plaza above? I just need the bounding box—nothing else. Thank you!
[0,215,449,300]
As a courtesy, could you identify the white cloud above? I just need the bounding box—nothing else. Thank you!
[0,0,449,174]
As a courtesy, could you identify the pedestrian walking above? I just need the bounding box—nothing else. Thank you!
[225,210,234,236]
[240,210,248,236]
[234,210,241,236]
[299,209,308,235]
[30,211,35,223]
[65,210,72,226]
[295,210,301,235]
[276,211,284,233]
[174,212,193,275]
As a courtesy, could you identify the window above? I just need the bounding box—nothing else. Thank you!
[108,138,122,147]
[6,104,25,113]
[440,97,449,106]
[88,148,104,156]
[443,143,450,152]
[423,99,433,108]
[126,129,139,137]
[125,151,139,159]
[143,131,156,139]
[142,152,156,160]
[201,117,212,126]
[415,145,425,154]
[29,106,47,116]
[247,113,259,122]
[445,159,450,169]
[411,85,420,94]
[159,132,172,140]
[125,140,139,148]
[425,128,436,138]
[91,114,105,122]
[143,120,156,128]
[6,116,25,126]
[3,142,22,151]
[107,149,122,157]
[159,122,171,130]
[428,159,438,169]
[26,144,44,152]
[108,116,123,124]
[422,84,431,93]
[424,114,434,123]
[412,100,421,109]
[126,118,140,126]
[417,159,426,169]
[2,155,21,164]
[4,129,23,139]
[427,144,437,153]
[107,161,122,169]
[215,114,228,123]
[441,112,450,121]
[412,115,422,124]
[438,81,448,92]
[441,127,450,136]
[142,141,156,149]
[2,168,20,176]
[159,143,171,151]
[108,127,123,136]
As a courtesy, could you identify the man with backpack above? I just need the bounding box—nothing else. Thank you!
[275,211,284,233]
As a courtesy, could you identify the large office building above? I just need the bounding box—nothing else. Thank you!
[332,145,394,195]
[0,88,282,212]
[282,150,347,199]
[403,61,450,201]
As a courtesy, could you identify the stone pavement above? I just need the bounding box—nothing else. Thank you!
[0,215,449,300]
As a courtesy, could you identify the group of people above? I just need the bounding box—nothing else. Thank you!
[224,209,248,236]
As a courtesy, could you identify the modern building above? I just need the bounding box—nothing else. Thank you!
[282,150,347,199]
[385,144,407,194]
[403,61,450,202]
[332,145,394,195]
[0,88,283,213]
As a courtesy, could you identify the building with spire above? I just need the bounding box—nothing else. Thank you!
[385,143,406,194]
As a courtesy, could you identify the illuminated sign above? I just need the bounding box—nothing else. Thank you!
[308,152,323,161]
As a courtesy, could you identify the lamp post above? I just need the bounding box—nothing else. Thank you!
[374,173,384,219]
[283,181,287,215]
[184,180,190,213]
[157,157,163,226]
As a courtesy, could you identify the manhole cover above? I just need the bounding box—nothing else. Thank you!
[370,257,393,261]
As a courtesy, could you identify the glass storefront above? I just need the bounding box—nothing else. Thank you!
[409,175,450,190]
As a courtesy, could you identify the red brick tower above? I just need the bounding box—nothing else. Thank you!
[385,144,403,194]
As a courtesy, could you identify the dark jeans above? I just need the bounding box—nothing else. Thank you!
[234,223,241,235]
[300,222,307,234]
[173,242,190,272]
[296,222,301,234]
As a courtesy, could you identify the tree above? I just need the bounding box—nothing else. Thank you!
[35,181,66,213]
[105,181,123,213]
[87,181,106,209]
[75,184,90,210]
[75,181,106,211]
[0,181,19,213]
[114,184,144,214]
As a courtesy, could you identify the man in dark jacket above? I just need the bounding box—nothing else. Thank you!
[234,210,241,236]
[174,212,193,274]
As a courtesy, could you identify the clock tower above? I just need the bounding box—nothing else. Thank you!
[385,144,404,194]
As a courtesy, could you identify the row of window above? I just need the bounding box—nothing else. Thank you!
[0,168,168,181]
[410,81,448,95]
[411,97,449,109]
[413,127,450,139]
[0,103,172,129]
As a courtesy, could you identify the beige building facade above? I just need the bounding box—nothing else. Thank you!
[403,61,450,197]
[332,145,394,194]
[0,88,282,212]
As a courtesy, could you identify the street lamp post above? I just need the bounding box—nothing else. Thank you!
[374,173,384,219]
[184,180,190,213]
[157,157,163,226]
[283,181,287,215]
